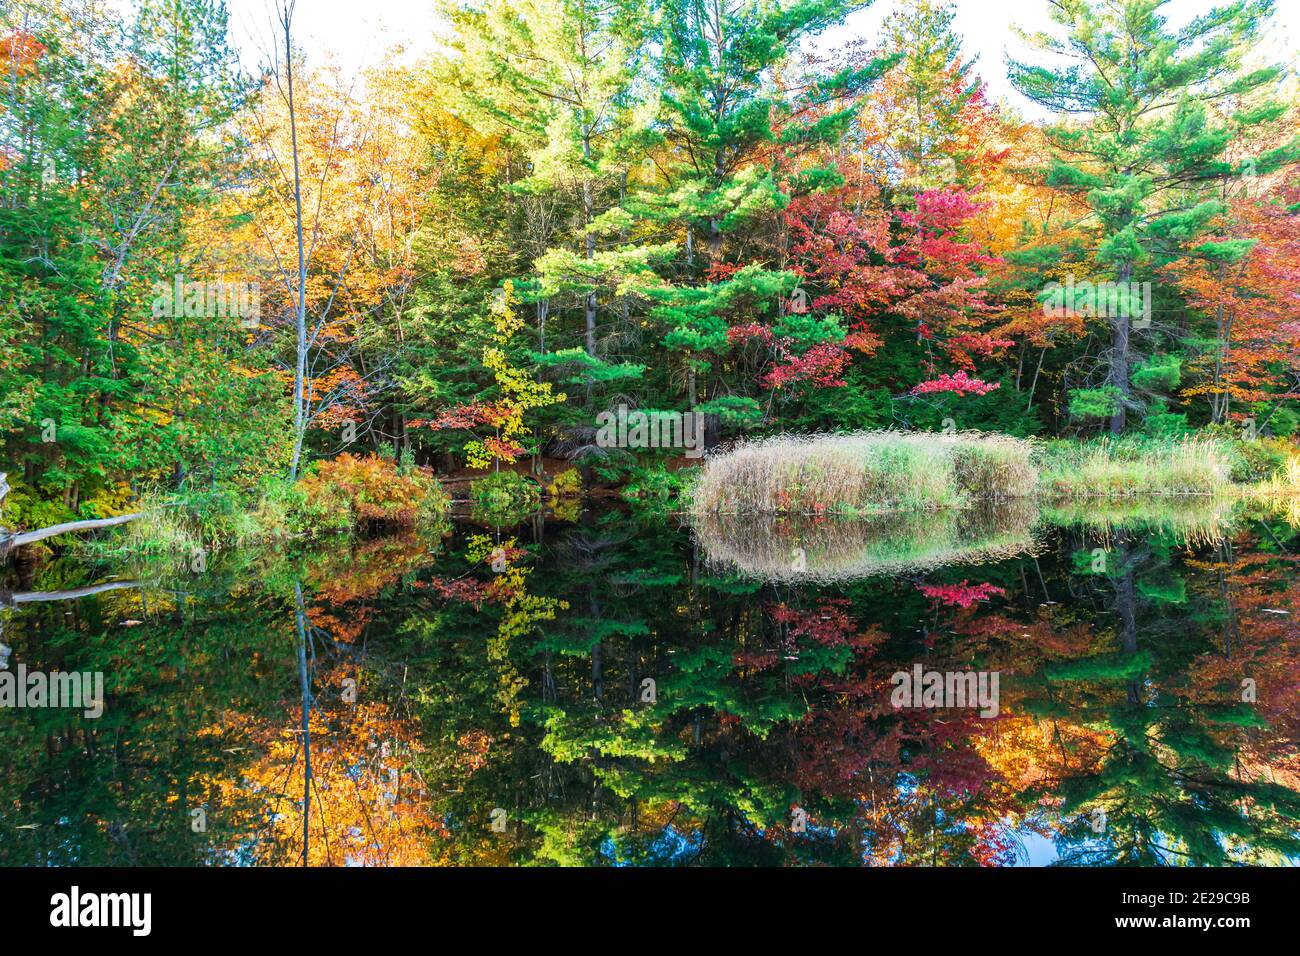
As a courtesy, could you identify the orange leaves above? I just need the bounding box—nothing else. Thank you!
[297,452,447,529]
[0,30,47,78]
[219,670,445,866]
[1164,180,1300,417]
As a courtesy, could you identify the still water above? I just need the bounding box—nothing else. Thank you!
[1,501,1297,866]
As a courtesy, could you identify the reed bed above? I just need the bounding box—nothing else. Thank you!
[691,431,1038,516]
[692,432,1247,516]
[1036,436,1234,498]
[1248,453,1300,529]
[1040,496,1239,548]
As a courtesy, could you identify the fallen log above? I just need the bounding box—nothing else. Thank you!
[0,472,143,560]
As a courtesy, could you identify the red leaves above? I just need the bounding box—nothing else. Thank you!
[761,340,853,389]
[481,437,524,460]
[411,401,513,431]
[730,322,865,392]
[727,322,775,346]
[911,371,1000,397]
[781,183,1010,398]
[770,598,858,648]
[945,332,1016,357]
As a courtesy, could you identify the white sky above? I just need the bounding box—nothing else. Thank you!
[221,0,1300,119]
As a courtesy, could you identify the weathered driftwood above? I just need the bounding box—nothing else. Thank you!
[0,472,143,560]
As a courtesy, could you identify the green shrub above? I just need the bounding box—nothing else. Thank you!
[1068,386,1123,421]
[1131,353,1182,392]
[1227,435,1294,483]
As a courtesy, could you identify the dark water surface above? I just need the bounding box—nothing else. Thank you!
[1,502,1297,866]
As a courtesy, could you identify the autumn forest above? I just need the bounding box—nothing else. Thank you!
[0,0,1298,880]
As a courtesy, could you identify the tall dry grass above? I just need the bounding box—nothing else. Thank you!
[1040,496,1239,548]
[690,431,1038,516]
[1036,437,1234,497]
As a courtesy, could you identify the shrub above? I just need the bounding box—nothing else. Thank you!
[1068,386,1124,421]
[546,468,583,498]
[96,484,290,555]
[297,453,449,532]
[621,463,696,513]
[1227,435,1294,483]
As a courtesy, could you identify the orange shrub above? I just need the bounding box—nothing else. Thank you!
[296,453,448,530]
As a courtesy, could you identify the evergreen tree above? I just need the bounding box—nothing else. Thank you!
[878,0,978,186]
[641,0,893,411]
[1009,0,1299,433]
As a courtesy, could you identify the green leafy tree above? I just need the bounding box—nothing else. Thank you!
[1009,0,1299,434]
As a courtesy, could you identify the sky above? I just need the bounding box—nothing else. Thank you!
[221,0,1300,120]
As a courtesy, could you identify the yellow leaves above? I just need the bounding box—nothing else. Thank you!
[467,533,568,724]
[469,282,565,465]
[464,440,493,470]
[242,59,424,361]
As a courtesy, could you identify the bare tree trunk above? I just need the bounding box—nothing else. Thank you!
[2,514,143,556]
[2,581,140,607]
[1,472,142,560]
[581,127,598,356]
[282,3,310,481]
[1026,346,1047,411]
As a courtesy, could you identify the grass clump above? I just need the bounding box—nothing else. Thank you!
[1037,436,1233,497]
[93,483,299,557]
[691,430,1037,516]
[1042,496,1238,548]
[100,452,450,556]
[621,463,696,514]
[1248,451,1300,528]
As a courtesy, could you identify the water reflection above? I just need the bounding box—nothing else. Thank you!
[1,502,1296,866]
[693,502,1041,583]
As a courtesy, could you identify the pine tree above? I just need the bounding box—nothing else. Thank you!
[1009,0,1299,433]
[441,0,654,359]
[641,0,893,411]
[877,0,978,186]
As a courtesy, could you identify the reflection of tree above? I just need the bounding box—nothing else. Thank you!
[214,539,454,866]
[0,567,287,865]
[1021,526,1300,865]
[219,652,444,866]
[2,508,1296,867]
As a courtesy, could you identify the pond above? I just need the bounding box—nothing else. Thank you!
[1,502,1297,866]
